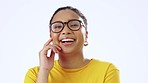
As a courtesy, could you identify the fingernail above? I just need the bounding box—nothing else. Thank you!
[58,47,61,51]
[53,49,56,53]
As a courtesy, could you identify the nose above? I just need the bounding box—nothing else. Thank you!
[61,25,72,35]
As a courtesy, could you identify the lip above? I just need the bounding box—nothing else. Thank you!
[60,37,76,41]
[59,37,76,46]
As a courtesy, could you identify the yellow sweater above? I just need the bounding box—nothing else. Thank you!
[24,59,120,83]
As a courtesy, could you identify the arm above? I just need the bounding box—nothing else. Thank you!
[36,39,61,83]
[36,68,50,83]
[24,39,61,83]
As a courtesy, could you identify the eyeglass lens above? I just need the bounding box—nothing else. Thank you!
[50,20,81,33]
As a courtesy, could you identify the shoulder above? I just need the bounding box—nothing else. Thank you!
[92,59,120,82]
[24,66,40,83]
[26,66,40,76]
[28,66,39,71]
[91,59,119,71]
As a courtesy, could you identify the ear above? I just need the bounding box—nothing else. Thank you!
[50,33,52,38]
[85,31,88,39]
[84,31,88,46]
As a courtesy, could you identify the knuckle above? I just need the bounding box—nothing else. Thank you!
[39,49,45,55]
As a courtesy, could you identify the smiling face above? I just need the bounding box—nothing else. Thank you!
[50,9,88,55]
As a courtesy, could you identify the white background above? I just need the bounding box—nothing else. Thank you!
[0,0,148,83]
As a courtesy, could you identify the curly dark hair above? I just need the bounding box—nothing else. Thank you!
[49,6,87,29]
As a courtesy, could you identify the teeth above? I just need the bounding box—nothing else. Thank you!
[61,39,74,42]
[61,39,74,43]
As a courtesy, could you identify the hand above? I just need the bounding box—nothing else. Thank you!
[39,39,61,72]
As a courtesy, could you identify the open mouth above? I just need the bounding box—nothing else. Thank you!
[61,38,75,43]
[60,38,76,46]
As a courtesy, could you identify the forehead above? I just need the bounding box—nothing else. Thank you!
[52,9,81,23]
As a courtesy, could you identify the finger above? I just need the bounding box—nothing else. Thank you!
[43,38,53,47]
[42,44,54,52]
[54,45,62,51]
[41,44,61,57]
[51,44,62,53]
[39,45,52,56]
[51,46,59,53]
[49,50,55,60]
[41,44,57,55]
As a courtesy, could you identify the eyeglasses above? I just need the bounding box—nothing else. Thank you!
[49,19,85,33]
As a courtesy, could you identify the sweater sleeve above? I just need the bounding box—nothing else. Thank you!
[24,66,39,83]
[104,64,120,83]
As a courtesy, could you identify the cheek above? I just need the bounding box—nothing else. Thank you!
[76,32,85,43]
[50,33,60,44]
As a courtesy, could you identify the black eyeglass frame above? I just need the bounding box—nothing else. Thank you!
[49,19,86,33]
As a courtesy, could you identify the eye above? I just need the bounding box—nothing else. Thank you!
[69,21,80,28]
[53,25,63,29]
[52,23,63,29]
[70,24,79,27]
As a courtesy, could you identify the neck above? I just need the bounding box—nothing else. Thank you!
[58,51,88,69]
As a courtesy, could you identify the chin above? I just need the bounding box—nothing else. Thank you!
[60,47,82,55]
[61,49,74,54]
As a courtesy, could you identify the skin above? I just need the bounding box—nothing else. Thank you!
[36,9,89,83]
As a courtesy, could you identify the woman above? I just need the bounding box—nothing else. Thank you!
[24,6,120,83]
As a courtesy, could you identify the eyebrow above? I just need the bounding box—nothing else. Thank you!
[51,19,81,24]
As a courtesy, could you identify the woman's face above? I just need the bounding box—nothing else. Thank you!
[50,9,88,54]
